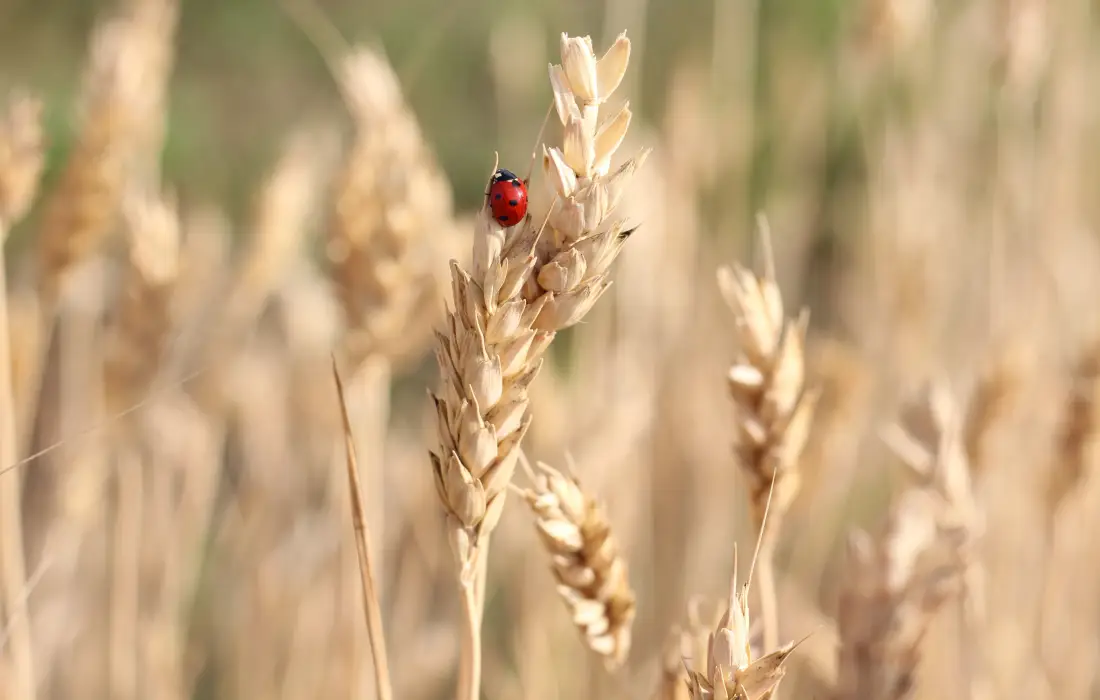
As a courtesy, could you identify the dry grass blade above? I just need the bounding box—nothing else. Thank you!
[518,457,636,669]
[331,358,393,700]
[837,383,979,700]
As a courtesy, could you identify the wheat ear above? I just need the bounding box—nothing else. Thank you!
[430,31,644,700]
[837,384,978,700]
[325,45,457,370]
[718,216,817,653]
[516,456,636,669]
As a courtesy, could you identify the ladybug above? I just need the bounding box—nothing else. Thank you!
[486,168,528,227]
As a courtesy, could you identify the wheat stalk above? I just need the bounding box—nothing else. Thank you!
[430,30,644,700]
[0,90,45,700]
[718,217,817,653]
[516,456,636,669]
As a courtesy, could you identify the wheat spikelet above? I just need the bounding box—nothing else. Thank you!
[683,554,799,700]
[37,0,177,298]
[326,46,457,368]
[837,384,978,700]
[718,220,817,537]
[430,30,644,572]
[103,188,180,414]
[518,458,636,668]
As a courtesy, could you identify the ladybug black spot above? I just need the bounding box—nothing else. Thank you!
[498,215,509,222]
[494,193,502,200]
[508,199,518,206]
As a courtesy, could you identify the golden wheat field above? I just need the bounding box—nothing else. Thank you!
[1,0,1099,698]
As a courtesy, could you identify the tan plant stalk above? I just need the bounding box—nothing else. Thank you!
[517,457,636,669]
[718,218,817,653]
[683,551,799,700]
[837,384,979,700]
[429,31,645,700]
[332,360,394,700]
[0,90,45,700]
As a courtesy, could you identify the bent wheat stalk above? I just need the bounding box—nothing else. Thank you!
[429,30,647,700]
[517,457,636,670]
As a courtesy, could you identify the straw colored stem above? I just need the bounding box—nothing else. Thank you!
[108,446,143,700]
[332,358,393,700]
[0,227,34,700]
[457,572,484,700]
[755,537,780,654]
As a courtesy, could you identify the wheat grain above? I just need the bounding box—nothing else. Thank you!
[518,458,636,669]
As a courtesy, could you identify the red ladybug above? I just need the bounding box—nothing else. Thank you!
[486,168,528,227]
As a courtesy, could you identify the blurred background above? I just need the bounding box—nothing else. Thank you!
[1,0,1100,698]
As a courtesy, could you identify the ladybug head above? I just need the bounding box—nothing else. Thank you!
[492,168,521,184]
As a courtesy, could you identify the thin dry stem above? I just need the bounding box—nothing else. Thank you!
[332,358,394,700]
